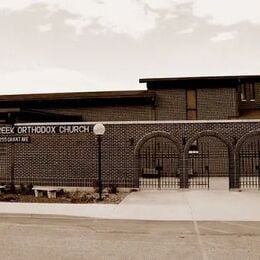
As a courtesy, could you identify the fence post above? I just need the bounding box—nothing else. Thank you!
[180,153,189,189]
[156,166,162,190]
[256,165,260,190]
[205,166,209,189]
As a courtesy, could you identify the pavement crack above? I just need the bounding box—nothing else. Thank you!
[184,193,208,260]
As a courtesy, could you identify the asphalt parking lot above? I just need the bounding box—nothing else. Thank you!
[0,215,260,260]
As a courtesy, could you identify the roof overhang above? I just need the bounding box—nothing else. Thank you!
[140,75,260,89]
[0,108,82,123]
[140,75,260,83]
[0,90,156,108]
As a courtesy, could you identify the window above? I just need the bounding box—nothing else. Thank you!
[240,82,255,101]
[187,89,197,120]
[249,83,256,101]
[240,84,246,101]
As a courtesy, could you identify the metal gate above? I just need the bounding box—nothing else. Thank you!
[188,137,230,189]
[139,136,180,189]
[188,142,210,188]
[238,137,260,189]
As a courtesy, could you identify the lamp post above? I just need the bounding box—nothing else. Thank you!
[93,123,105,201]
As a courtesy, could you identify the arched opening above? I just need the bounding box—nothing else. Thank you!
[236,132,260,189]
[138,135,180,189]
[185,133,231,189]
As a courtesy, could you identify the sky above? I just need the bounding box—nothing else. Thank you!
[0,0,259,94]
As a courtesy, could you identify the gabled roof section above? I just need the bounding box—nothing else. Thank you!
[140,75,260,89]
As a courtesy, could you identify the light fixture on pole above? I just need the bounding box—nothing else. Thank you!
[93,123,105,201]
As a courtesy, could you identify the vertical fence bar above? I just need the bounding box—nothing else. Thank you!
[207,148,210,189]
[258,140,260,190]
[241,150,243,188]
[206,166,209,189]
[201,143,204,187]
[251,142,254,187]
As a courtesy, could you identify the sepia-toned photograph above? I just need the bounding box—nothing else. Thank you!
[0,1,260,259]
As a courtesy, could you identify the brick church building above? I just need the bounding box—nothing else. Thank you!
[0,75,260,190]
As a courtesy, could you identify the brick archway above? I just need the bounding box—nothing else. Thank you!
[235,129,260,189]
[134,131,182,157]
[235,129,260,155]
[184,130,233,155]
[183,130,234,189]
[134,131,182,189]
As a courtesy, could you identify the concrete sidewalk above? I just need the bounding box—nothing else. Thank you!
[1,190,260,221]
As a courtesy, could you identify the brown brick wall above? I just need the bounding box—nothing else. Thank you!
[0,143,12,183]
[0,121,259,188]
[153,89,187,120]
[33,87,240,121]
[153,87,238,120]
[13,134,98,186]
[40,88,188,121]
[40,105,154,122]
[197,88,238,119]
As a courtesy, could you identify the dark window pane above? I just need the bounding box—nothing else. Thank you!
[249,83,255,100]
[241,83,246,101]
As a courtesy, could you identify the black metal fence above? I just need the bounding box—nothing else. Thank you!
[238,138,260,189]
[188,143,210,189]
[139,136,231,190]
[139,136,180,189]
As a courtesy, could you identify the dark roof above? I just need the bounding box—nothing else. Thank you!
[140,75,260,90]
[139,75,260,83]
[0,90,153,102]
[0,90,155,108]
